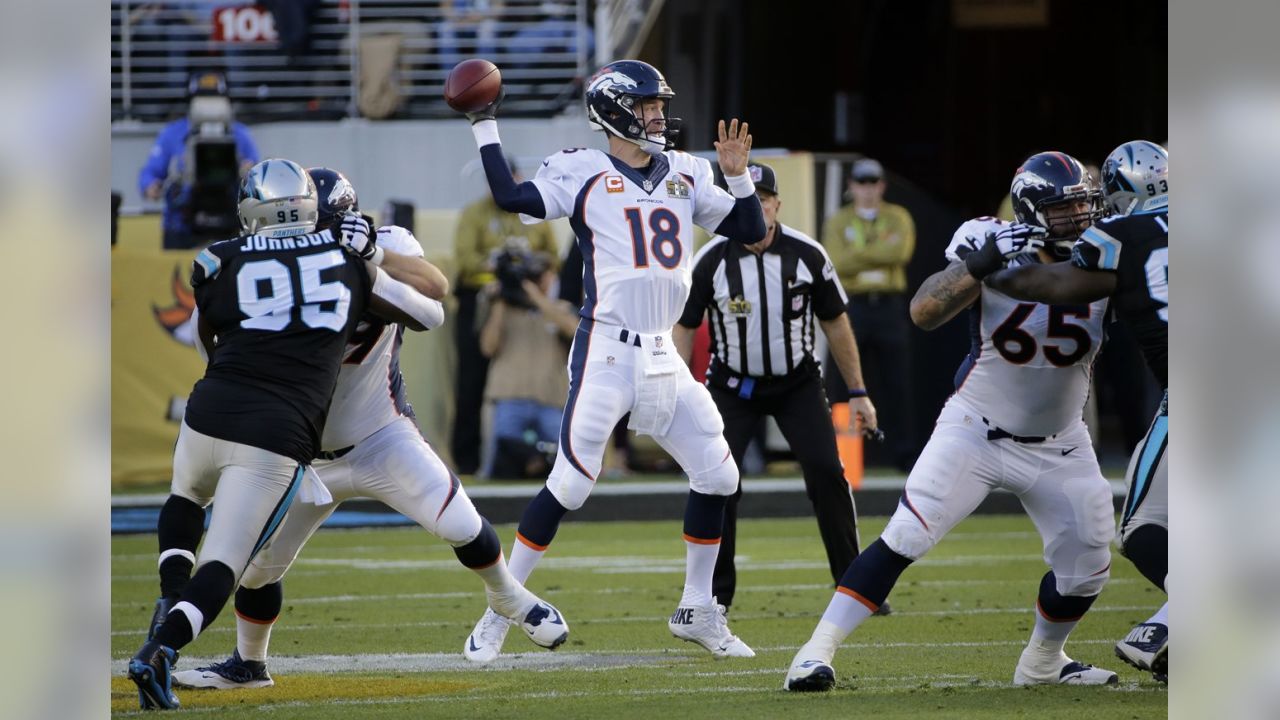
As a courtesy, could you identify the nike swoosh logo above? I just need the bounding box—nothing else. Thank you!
[548,608,563,625]
[1061,447,1077,456]
[468,636,481,652]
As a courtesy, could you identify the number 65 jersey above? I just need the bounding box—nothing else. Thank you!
[520,148,740,334]
[947,218,1109,438]
[182,230,372,464]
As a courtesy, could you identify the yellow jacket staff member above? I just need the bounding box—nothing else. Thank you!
[822,158,916,295]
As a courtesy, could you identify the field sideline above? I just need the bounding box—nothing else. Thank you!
[111,515,1167,718]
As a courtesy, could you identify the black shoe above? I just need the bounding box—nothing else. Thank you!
[147,596,176,642]
[128,641,180,709]
[873,600,893,616]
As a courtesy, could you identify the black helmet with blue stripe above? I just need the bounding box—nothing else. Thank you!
[584,60,682,152]
[307,167,359,231]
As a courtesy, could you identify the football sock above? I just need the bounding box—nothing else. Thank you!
[508,488,568,584]
[234,582,282,662]
[154,560,235,651]
[680,490,728,607]
[453,518,503,569]
[1122,524,1168,592]
[1146,601,1169,628]
[157,494,206,597]
[803,540,914,661]
[1026,571,1098,659]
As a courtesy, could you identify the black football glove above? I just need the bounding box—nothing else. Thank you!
[465,85,506,125]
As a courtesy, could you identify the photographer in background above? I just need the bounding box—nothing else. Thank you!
[138,71,260,249]
[479,249,578,479]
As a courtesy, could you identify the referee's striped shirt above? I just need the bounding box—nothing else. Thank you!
[679,223,849,377]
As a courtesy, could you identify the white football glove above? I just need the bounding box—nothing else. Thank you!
[959,223,1047,279]
[336,212,383,264]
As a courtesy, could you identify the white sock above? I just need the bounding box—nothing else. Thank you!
[800,589,875,662]
[506,534,546,585]
[1024,607,1078,663]
[1146,601,1169,627]
[236,613,274,662]
[469,552,531,617]
[679,537,720,607]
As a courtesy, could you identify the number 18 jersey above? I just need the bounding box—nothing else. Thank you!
[183,231,372,463]
[947,218,1109,437]
[521,148,739,334]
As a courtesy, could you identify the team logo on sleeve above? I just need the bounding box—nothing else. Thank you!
[605,176,625,193]
[665,175,691,199]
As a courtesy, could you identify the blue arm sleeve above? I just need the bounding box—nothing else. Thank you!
[233,123,260,163]
[138,124,178,194]
[479,143,546,218]
[713,193,767,245]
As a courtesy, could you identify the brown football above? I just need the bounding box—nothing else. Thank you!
[444,59,502,113]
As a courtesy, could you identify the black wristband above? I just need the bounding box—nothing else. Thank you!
[848,388,869,399]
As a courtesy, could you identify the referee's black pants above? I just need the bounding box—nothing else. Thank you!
[709,367,861,608]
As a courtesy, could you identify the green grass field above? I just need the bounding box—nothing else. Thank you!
[111,515,1167,718]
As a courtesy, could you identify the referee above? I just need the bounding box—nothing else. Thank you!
[675,162,884,613]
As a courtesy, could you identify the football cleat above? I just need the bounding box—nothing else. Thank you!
[784,658,836,692]
[668,599,755,658]
[872,600,893,617]
[128,641,180,710]
[1151,640,1168,683]
[147,596,176,642]
[1014,655,1119,686]
[518,600,569,650]
[1114,622,1168,676]
[172,649,274,689]
[463,607,511,663]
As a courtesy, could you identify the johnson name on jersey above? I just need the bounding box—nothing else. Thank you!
[184,230,371,463]
[1073,211,1168,388]
[948,218,1109,437]
[321,225,425,451]
[521,147,740,334]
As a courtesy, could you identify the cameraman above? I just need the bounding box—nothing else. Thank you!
[478,250,578,479]
[137,71,260,249]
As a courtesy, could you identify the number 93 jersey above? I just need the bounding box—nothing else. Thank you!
[521,148,739,334]
[183,231,372,464]
[949,218,1109,438]
[1073,210,1168,389]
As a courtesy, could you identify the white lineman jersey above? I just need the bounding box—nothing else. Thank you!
[522,147,739,334]
[946,217,1108,438]
[320,225,425,451]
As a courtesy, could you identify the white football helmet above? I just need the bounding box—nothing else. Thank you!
[1101,140,1168,216]
[237,158,319,237]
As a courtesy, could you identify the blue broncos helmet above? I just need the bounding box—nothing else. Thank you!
[307,167,359,231]
[1100,140,1168,216]
[584,60,682,152]
[1010,151,1103,256]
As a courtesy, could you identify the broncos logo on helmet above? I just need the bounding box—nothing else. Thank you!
[308,167,359,231]
[1010,151,1102,256]
[584,60,682,153]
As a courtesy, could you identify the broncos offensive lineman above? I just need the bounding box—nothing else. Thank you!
[988,141,1169,681]
[166,168,569,691]
[785,151,1120,691]
[128,159,451,710]
[456,60,767,661]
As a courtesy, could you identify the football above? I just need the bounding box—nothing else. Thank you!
[444,59,502,113]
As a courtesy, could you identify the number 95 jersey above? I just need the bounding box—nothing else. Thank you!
[948,218,1109,438]
[183,231,372,464]
[520,148,739,334]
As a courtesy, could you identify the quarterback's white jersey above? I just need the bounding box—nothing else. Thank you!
[945,218,1108,437]
[521,147,739,334]
[320,225,424,451]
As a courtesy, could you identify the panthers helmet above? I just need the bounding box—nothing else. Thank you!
[1101,140,1168,216]
[1010,151,1102,255]
[237,159,318,237]
[308,167,359,230]
[584,60,682,152]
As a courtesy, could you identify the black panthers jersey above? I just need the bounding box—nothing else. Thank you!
[1072,210,1168,388]
[182,231,372,463]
